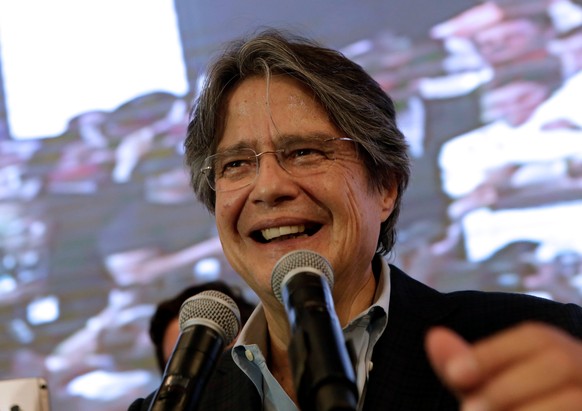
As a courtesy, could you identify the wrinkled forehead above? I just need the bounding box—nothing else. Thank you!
[216,75,332,150]
[226,74,320,112]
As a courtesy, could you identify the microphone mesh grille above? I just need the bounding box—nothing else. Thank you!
[271,250,334,303]
[179,290,241,344]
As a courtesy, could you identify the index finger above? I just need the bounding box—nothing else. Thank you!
[471,322,581,378]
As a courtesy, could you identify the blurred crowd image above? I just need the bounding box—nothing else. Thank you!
[1,1,582,409]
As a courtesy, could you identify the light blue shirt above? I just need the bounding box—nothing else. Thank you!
[232,257,391,411]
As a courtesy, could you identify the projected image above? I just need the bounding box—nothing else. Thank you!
[346,0,582,300]
[1,0,581,410]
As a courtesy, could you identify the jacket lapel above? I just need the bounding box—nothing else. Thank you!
[363,265,459,410]
[199,351,261,410]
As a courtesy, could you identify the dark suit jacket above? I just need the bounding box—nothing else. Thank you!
[129,265,582,410]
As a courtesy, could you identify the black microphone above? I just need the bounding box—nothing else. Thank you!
[148,290,241,411]
[271,250,358,411]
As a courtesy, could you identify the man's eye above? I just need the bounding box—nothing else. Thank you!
[289,147,326,158]
[224,159,247,169]
[220,158,254,176]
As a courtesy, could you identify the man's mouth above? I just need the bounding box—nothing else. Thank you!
[252,224,321,243]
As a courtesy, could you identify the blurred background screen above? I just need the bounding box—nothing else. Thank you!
[1,0,582,410]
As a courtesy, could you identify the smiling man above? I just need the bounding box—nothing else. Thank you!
[129,29,582,411]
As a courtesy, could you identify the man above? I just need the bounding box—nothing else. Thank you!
[130,28,582,410]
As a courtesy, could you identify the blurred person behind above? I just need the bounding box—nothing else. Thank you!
[149,280,257,374]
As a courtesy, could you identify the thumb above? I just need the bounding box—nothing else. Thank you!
[425,326,481,392]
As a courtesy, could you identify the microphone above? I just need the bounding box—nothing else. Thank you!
[271,250,358,411]
[148,290,241,411]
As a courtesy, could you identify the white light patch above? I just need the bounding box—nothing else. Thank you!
[9,318,34,344]
[0,0,188,139]
[0,274,17,294]
[27,295,60,325]
[194,257,221,281]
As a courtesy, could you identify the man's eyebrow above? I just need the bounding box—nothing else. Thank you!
[215,141,254,153]
[216,132,337,152]
[274,132,338,144]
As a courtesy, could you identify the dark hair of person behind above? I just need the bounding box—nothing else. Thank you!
[149,280,256,373]
[184,27,411,255]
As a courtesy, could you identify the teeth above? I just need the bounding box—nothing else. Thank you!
[261,225,305,241]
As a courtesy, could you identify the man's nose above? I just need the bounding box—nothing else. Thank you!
[250,153,298,204]
[255,152,291,183]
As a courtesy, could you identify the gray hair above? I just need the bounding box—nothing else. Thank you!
[184,28,410,255]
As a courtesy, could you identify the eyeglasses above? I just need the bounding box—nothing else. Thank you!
[201,137,355,192]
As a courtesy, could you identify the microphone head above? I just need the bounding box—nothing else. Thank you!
[271,250,334,304]
[179,290,241,345]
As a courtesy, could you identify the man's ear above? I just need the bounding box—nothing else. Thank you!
[380,184,397,222]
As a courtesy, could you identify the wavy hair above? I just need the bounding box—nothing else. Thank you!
[184,28,410,255]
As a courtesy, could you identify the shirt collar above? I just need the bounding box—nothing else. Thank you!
[232,255,392,410]
[234,254,391,349]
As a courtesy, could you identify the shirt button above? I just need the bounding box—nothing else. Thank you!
[245,350,254,361]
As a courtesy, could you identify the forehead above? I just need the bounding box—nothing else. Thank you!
[228,74,318,105]
[219,75,336,148]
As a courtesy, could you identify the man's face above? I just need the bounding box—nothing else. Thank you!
[162,317,180,364]
[214,75,395,306]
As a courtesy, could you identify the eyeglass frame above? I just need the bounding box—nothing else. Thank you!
[200,136,356,192]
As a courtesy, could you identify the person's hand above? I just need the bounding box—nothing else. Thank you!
[425,323,582,410]
[548,30,582,78]
[430,2,547,65]
[430,2,505,40]
[481,80,550,126]
[472,18,544,65]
